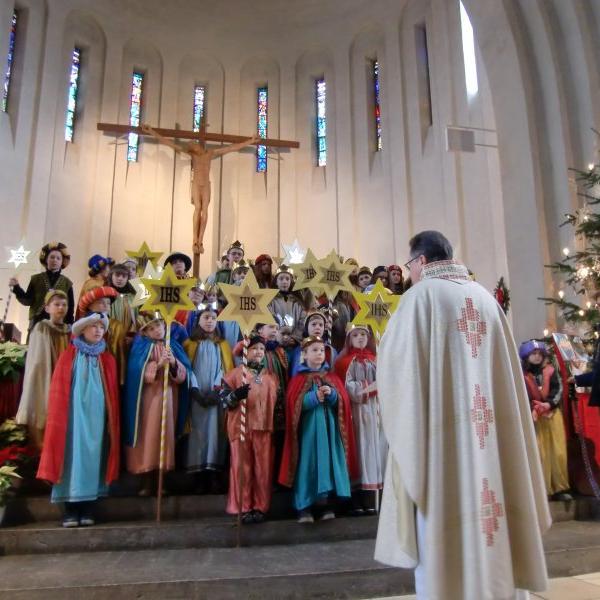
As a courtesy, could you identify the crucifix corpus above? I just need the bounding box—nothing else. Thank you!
[97,120,300,276]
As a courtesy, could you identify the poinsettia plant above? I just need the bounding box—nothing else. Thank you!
[0,342,26,381]
[0,419,34,507]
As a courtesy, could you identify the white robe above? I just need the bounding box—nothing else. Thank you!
[374,260,551,600]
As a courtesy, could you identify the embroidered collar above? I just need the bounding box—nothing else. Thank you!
[421,260,471,282]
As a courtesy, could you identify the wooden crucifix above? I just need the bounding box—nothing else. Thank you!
[97,120,300,277]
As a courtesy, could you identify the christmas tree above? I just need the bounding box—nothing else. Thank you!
[540,141,600,343]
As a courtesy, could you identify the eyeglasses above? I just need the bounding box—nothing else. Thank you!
[404,256,420,270]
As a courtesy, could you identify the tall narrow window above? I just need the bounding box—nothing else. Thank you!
[256,86,268,173]
[127,72,144,162]
[414,24,433,132]
[2,11,18,113]
[64,48,81,142]
[316,78,327,167]
[459,1,478,98]
[373,60,382,151]
[193,85,205,132]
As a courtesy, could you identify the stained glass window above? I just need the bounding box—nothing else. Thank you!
[373,60,382,151]
[257,87,268,173]
[316,78,326,167]
[127,72,144,162]
[64,48,81,142]
[2,11,17,113]
[193,85,205,132]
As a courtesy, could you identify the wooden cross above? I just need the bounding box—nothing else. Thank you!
[97,120,300,276]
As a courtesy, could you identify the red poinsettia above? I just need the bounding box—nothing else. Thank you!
[0,445,35,466]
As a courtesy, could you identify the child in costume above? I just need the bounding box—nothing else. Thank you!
[16,290,71,448]
[289,311,337,376]
[335,324,386,513]
[123,313,191,495]
[519,340,572,501]
[256,322,289,477]
[279,336,357,523]
[108,263,138,337]
[122,257,138,280]
[210,241,245,285]
[254,254,274,289]
[387,264,404,295]
[356,267,372,291]
[37,313,120,527]
[371,266,389,287]
[76,255,113,318]
[185,306,234,491]
[78,286,127,385]
[10,242,74,332]
[221,335,277,523]
[268,265,306,347]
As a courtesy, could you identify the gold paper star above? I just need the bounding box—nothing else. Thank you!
[316,250,354,299]
[352,279,400,337]
[293,249,322,292]
[7,245,30,269]
[141,263,197,323]
[131,262,162,308]
[126,241,163,275]
[217,270,278,334]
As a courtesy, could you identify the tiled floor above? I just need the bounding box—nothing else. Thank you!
[373,572,600,600]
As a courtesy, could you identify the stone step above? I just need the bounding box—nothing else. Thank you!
[1,521,599,600]
[0,514,378,556]
[5,490,595,526]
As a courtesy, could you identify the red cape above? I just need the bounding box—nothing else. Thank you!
[278,370,358,487]
[37,345,121,484]
[334,348,377,384]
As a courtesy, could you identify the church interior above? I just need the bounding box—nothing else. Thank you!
[1,0,600,598]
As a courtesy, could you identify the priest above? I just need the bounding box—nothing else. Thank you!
[375,230,551,600]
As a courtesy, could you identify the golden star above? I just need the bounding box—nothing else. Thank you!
[316,250,354,299]
[126,241,163,275]
[217,270,278,334]
[293,248,322,292]
[282,239,306,265]
[352,279,400,337]
[141,263,197,323]
[131,262,162,308]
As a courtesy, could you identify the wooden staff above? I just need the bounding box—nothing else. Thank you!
[236,332,249,547]
[156,322,172,522]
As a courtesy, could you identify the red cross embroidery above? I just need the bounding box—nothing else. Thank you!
[480,478,504,547]
[471,384,494,449]
[457,297,487,358]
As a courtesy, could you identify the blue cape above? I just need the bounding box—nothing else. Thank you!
[123,333,192,447]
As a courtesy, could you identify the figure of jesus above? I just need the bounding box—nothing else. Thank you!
[141,124,259,255]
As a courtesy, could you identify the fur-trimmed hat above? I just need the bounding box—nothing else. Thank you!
[163,252,192,273]
[78,286,118,314]
[43,289,68,306]
[72,312,109,337]
[39,242,70,269]
[88,254,114,277]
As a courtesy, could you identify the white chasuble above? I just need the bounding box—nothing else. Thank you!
[374,260,550,600]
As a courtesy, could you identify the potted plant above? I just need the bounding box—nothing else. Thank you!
[0,419,34,525]
[0,342,27,422]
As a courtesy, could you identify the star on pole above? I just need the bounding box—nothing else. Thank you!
[141,263,197,323]
[352,278,400,337]
[316,250,354,300]
[131,261,162,308]
[7,245,30,269]
[281,239,306,265]
[126,241,163,275]
[292,248,322,292]
[217,270,278,334]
